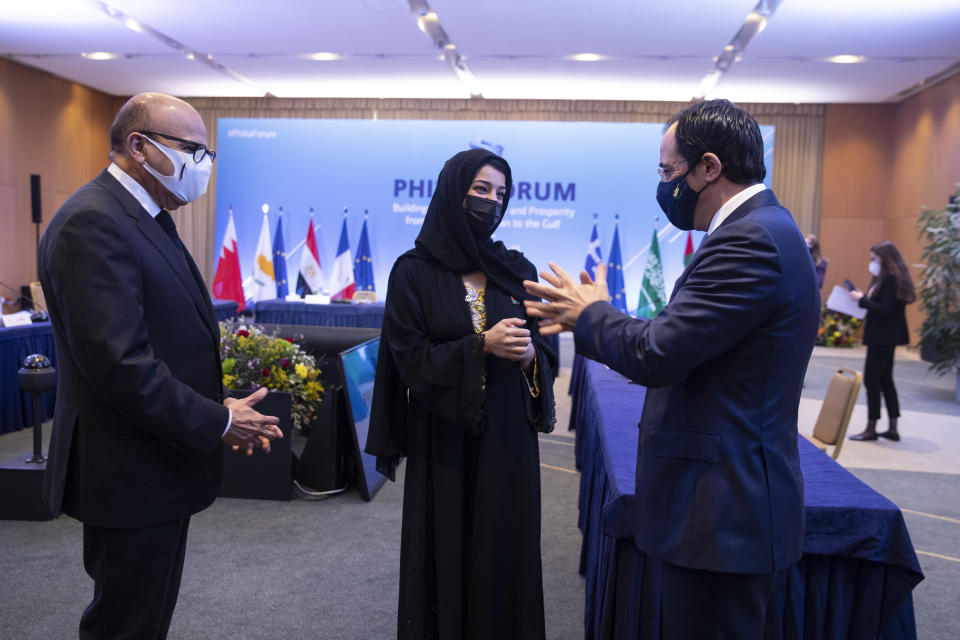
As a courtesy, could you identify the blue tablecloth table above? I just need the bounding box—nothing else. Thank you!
[212,299,239,321]
[253,300,385,328]
[1,322,57,434]
[571,355,924,639]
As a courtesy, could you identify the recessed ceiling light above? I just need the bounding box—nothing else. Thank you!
[826,54,866,64]
[124,18,142,32]
[569,53,606,62]
[444,43,456,50]
[81,52,117,60]
[309,52,341,61]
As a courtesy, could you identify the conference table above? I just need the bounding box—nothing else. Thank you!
[211,299,239,321]
[0,322,56,435]
[0,301,237,435]
[253,300,386,328]
[570,355,924,640]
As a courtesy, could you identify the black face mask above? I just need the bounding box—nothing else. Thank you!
[463,195,503,237]
[655,172,701,231]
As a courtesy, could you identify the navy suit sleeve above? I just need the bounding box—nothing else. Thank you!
[574,223,782,387]
[43,208,228,454]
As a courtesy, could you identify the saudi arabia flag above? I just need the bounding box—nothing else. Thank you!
[637,228,666,319]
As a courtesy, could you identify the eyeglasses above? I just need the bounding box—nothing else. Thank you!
[140,130,216,163]
[657,160,687,182]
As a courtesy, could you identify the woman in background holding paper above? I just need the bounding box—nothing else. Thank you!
[849,241,916,441]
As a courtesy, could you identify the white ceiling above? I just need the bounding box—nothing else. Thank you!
[2,0,959,103]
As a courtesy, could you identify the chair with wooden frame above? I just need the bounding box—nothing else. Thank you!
[802,367,862,460]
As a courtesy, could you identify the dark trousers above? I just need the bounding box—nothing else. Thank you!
[660,561,774,639]
[80,518,191,640]
[864,345,900,421]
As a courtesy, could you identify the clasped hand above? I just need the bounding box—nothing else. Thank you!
[523,263,611,335]
[484,317,535,369]
[222,387,283,456]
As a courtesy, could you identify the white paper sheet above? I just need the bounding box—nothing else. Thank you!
[825,285,866,319]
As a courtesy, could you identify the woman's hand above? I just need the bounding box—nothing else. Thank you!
[483,317,532,362]
[849,289,864,301]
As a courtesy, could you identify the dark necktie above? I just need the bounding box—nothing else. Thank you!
[155,209,181,249]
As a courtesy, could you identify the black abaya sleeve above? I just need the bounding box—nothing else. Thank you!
[383,258,487,429]
[522,262,558,435]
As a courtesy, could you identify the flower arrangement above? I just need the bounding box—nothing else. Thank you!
[816,308,863,347]
[219,321,324,431]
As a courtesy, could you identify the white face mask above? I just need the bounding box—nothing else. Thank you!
[868,260,881,277]
[140,135,212,203]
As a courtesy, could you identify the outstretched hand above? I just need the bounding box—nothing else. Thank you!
[222,387,283,456]
[523,263,611,335]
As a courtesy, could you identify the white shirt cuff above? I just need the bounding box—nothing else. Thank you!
[222,409,232,438]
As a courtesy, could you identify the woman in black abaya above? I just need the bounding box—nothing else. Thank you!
[367,148,557,639]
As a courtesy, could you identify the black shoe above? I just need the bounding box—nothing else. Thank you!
[849,431,878,441]
[878,431,900,442]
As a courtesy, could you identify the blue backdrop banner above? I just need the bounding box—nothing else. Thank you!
[214,119,773,310]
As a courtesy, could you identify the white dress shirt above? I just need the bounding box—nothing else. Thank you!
[706,183,766,236]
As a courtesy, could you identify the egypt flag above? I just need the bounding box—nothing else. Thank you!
[247,214,275,303]
[211,208,245,311]
[296,213,323,296]
[683,230,694,267]
[329,214,355,301]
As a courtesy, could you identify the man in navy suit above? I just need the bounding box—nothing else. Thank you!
[525,100,819,638]
[38,93,283,639]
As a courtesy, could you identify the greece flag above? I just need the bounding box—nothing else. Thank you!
[584,214,603,281]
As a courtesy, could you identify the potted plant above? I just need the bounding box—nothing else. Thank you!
[916,187,960,402]
[219,320,325,431]
[217,321,326,500]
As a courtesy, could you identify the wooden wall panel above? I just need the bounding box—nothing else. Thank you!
[890,73,960,337]
[819,75,960,344]
[818,104,895,302]
[0,58,122,302]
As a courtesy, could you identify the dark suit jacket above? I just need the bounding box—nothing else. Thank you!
[859,275,909,346]
[574,189,819,574]
[38,169,229,528]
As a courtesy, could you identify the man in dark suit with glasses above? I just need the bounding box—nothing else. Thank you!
[39,92,283,639]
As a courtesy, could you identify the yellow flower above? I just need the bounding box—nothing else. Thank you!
[295,363,309,378]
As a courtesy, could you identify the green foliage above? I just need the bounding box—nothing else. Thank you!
[917,187,960,374]
[219,321,324,431]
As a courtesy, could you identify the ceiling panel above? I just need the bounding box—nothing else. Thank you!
[749,0,960,59]
[105,0,431,55]
[0,1,172,55]
[431,0,760,57]
[223,55,467,98]
[714,58,953,103]
[1,1,957,102]
[18,55,264,98]
[468,57,715,102]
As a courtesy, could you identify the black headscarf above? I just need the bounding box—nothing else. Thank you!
[412,148,533,301]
